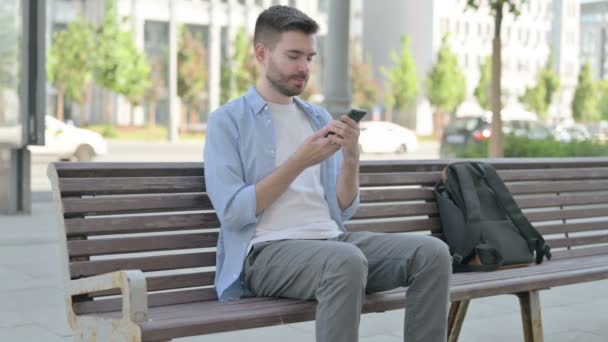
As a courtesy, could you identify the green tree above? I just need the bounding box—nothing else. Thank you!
[474,56,491,111]
[144,57,165,128]
[95,0,150,125]
[572,63,599,122]
[540,54,560,112]
[467,0,526,157]
[381,35,418,125]
[121,40,151,126]
[220,28,258,104]
[597,80,608,121]
[520,83,546,119]
[519,54,560,121]
[351,53,380,112]
[178,26,208,131]
[46,17,96,122]
[426,34,466,137]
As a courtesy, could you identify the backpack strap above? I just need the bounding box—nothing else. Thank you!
[442,163,484,265]
[476,162,552,263]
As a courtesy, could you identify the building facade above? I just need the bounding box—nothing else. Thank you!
[362,0,579,133]
[581,0,608,80]
[48,0,328,127]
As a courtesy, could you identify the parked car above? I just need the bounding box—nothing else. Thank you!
[439,116,554,158]
[358,121,418,153]
[28,116,108,161]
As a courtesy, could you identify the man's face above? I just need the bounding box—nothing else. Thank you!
[263,31,317,97]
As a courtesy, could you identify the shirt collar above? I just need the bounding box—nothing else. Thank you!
[245,86,322,119]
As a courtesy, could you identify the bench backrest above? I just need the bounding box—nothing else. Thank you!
[48,158,608,315]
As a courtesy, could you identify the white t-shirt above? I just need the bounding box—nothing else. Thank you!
[248,102,341,252]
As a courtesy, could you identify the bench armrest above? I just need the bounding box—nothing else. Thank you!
[67,270,148,323]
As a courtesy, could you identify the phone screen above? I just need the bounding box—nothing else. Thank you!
[325,109,367,137]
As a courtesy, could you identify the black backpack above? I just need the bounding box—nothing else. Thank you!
[434,162,551,272]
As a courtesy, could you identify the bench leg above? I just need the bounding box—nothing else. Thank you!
[517,290,544,342]
[447,300,470,342]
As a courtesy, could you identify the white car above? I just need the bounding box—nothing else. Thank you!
[358,121,418,154]
[28,116,108,161]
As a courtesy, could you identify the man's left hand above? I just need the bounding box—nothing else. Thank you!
[326,115,360,163]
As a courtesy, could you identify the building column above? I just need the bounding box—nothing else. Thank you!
[208,1,221,111]
[323,0,351,118]
[168,0,180,141]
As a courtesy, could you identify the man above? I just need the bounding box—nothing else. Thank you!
[204,5,451,342]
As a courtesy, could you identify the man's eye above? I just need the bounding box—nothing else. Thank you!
[288,55,298,60]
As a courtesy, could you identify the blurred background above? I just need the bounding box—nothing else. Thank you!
[2,0,608,213]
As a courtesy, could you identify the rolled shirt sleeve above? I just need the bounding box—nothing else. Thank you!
[204,110,258,232]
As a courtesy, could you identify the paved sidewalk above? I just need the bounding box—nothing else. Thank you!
[1,201,607,341]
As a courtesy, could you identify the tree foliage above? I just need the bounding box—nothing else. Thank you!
[520,54,560,120]
[351,52,380,112]
[474,56,492,111]
[46,17,96,121]
[178,26,208,125]
[220,28,258,104]
[426,34,466,114]
[572,63,599,122]
[95,0,150,124]
[381,35,418,122]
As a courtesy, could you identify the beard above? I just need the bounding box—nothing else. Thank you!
[266,58,309,97]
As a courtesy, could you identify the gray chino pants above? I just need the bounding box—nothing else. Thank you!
[243,231,452,342]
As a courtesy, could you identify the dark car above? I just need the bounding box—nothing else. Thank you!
[439,116,553,158]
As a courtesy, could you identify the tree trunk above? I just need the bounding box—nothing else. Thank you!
[489,3,504,158]
[56,90,65,121]
[434,109,446,139]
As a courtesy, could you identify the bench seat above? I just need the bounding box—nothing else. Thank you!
[79,253,608,342]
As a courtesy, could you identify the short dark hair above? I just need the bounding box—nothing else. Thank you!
[254,5,319,50]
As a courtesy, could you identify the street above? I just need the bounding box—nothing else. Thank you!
[30,139,440,193]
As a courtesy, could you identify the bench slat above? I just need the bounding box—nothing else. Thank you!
[515,193,608,209]
[551,245,608,259]
[352,202,438,219]
[90,272,216,296]
[67,232,219,257]
[359,188,434,202]
[525,207,608,222]
[59,177,206,195]
[65,213,220,237]
[54,162,203,178]
[498,167,608,181]
[507,180,608,195]
[69,252,216,278]
[62,194,213,216]
[545,234,608,249]
[346,217,441,233]
[536,221,608,235]
[74,288,218,315]
[359,172,440,186]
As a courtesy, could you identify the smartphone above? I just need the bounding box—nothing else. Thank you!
[325,109,367,137]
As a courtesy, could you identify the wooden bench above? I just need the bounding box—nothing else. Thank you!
[47,158,608,342]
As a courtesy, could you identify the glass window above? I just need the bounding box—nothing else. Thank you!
[0,0,22,146]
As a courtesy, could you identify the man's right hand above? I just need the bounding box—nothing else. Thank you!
[290,127,341,170]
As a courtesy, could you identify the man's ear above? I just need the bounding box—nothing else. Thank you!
[254,42,266,63]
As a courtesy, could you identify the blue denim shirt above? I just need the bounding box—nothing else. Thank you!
[204,87,360,300]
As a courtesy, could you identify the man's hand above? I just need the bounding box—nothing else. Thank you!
[327,115,360,163]
[290,126,341,170]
